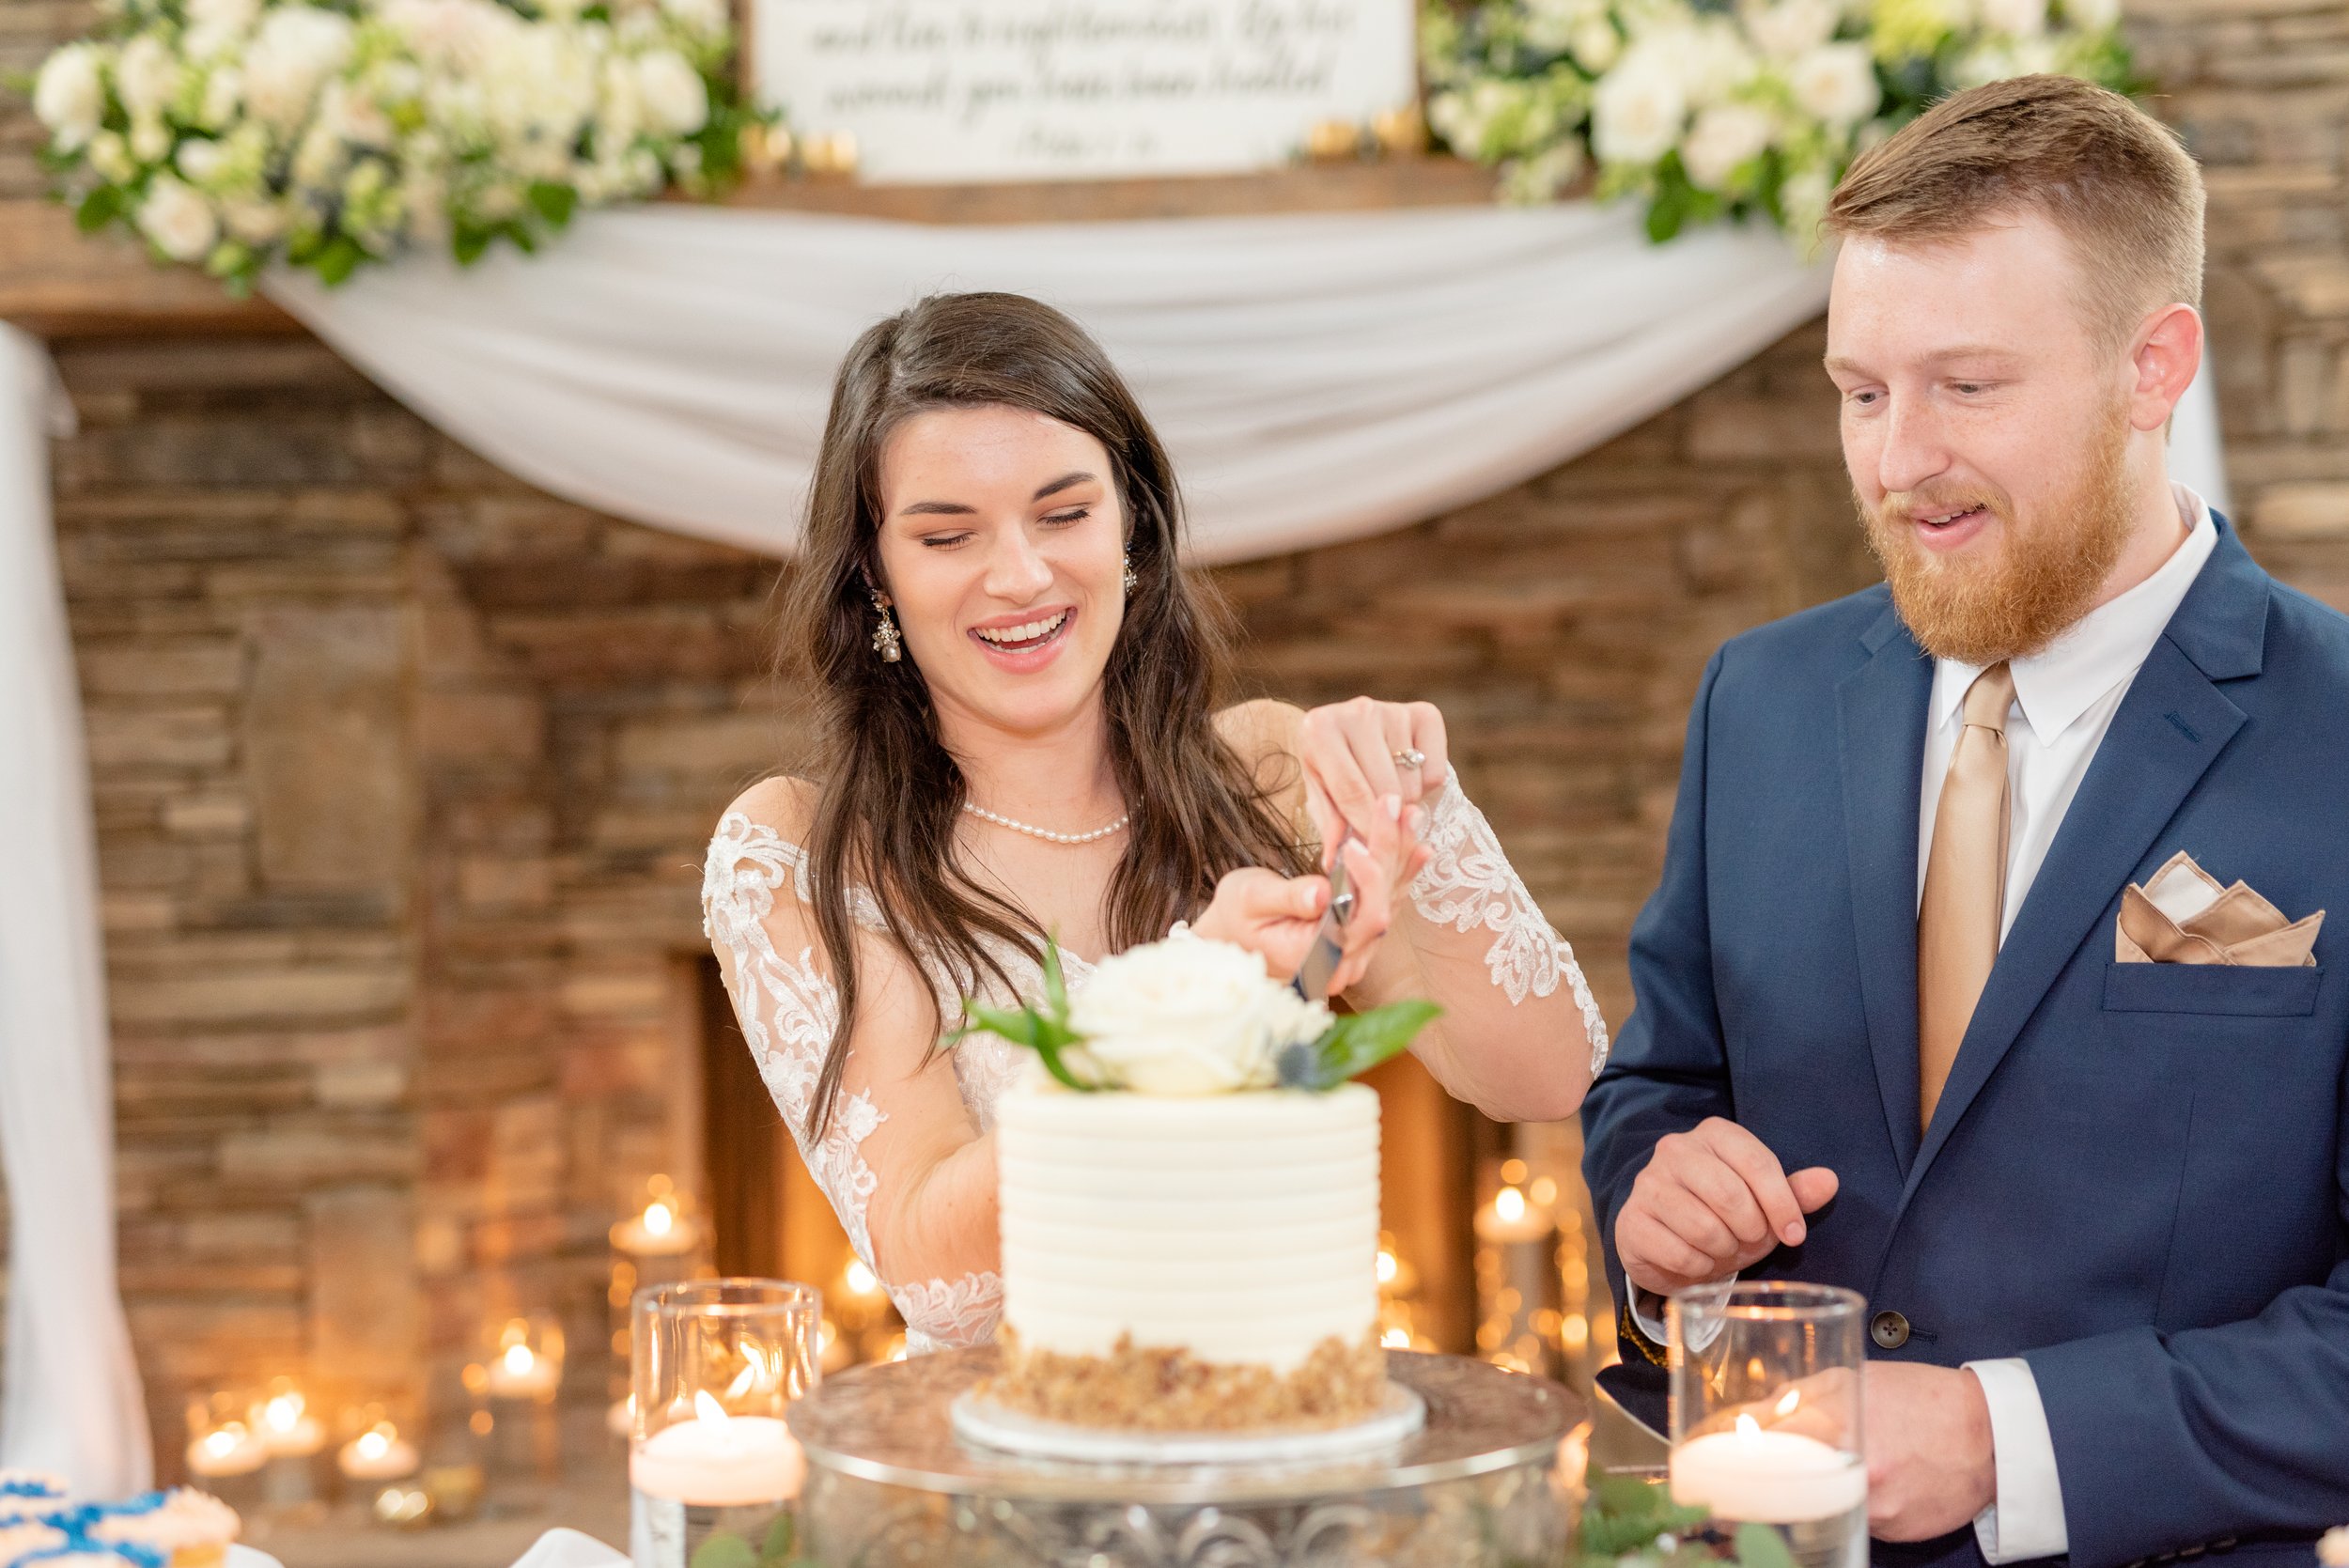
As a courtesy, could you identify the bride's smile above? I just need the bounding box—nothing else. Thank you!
[879,403,1126,738]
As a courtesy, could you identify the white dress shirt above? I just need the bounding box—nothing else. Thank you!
[1630,486,2217,1563]
[1921,484,2213,1563]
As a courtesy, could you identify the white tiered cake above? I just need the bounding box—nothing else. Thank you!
[990,1079,1385,1430]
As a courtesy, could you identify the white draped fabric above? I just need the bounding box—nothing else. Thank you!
[0,325,153,1497]
[0,196,2227,1481]
[262,201,1841,563]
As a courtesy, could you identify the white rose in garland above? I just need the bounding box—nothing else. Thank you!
[1422,0,2138,241]
[136,175,220,260]
[27,0,771,292]
[33,44,105,151]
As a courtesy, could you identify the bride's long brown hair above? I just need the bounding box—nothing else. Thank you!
[787,292,1309,1139]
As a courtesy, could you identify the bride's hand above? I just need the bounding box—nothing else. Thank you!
[1191,844,1396,994]
[1300,695,1443,903]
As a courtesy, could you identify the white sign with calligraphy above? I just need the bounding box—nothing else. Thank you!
[751,0,1420,184]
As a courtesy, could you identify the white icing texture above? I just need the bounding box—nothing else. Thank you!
[996,1081,1381,1369]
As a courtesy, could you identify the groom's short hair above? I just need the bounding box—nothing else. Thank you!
[1824,75,2204,349]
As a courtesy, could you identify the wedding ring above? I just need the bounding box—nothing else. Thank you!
[1393,748,1426,770]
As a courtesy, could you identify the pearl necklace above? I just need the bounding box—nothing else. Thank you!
[962,800,1133,846]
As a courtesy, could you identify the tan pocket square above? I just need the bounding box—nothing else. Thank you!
[2116,851,2324,966]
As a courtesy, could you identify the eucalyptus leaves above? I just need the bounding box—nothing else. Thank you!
[28,0,764,291]
[952,933,1439,1097]
[1421,0,2135,241]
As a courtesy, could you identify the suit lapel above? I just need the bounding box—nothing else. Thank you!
[1902,516,2270,1196]
[1837,603,1934,1178]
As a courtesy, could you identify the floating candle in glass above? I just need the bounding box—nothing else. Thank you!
[629,1280,820,1568]
[1669,1282,1868,1568]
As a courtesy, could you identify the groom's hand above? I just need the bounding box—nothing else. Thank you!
[1865,1363,1997,1541]
[1615,1118,1838,1296]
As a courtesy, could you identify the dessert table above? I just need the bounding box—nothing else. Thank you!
[780,1347,1580,1567]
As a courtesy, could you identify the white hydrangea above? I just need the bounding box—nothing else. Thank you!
[33,42,104,151]
[1742,0,1839,59]
[1679,101,1775,189]
[115,34,181,119]
[185,0,262,56]
[1569,14,1622,70]
[1979,0,2047,36]
[136,176,220,261]
[1522,0,1592,53]
[241,5,355,130]
[634,48,708,136]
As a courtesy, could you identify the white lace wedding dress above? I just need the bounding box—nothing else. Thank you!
[700,769,1607,1355]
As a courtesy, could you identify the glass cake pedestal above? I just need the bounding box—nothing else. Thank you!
[786,1347,1584,1568]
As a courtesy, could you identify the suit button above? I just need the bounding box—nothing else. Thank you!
[1870,1310,1910,1349]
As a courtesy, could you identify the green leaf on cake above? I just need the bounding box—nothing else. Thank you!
[947,936,1100,1091]
[689,1533,757,1568]
[1277,1001,1441,1091]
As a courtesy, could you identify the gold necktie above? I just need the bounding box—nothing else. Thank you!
[1918,662,2016,1130]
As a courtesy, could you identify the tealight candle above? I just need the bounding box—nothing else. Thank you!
[337,1424,420,1483]
[611,1195,700,1259]
[482,1340,561,1400]
[630,1393,805,1506]
[257,1389,324,1457]
[185,1422,268,1480]
[1473,1184,1552,1245]
[1670,1416,1866,1524]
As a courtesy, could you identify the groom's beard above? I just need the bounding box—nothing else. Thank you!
[1859,404,2135,668]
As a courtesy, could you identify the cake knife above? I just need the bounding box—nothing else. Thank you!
[1291,835,1356,1002]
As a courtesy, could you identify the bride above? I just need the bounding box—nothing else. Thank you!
[702,292,1610,1352]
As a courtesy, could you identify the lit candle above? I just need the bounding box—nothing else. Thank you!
[482,1340,561,1400]
[630,1392,805,1506]
[1474,1185,1552,1244]
[611,1196,700,1259]
[257,1389,324,1457]
[185,1422,268,1480]
[337,1423,421,1483]
[1670,1415,1867,1524]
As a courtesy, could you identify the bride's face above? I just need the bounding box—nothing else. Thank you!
[873,404,1127,738]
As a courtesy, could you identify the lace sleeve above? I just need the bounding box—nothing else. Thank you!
[1408,773,1610,1079]
[702,805,1003,1352]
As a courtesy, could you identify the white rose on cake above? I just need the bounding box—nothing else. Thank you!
[1066,936,1331,1095]
[33,43,104,152]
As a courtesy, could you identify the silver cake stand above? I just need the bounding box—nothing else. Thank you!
[786,1347,1585,1568]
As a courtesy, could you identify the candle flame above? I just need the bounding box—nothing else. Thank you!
[1494,1186,1527,1224]
[1382,1326,1411,1348]
[1376,1249,1398,1285]
[202,1425,247,1458]
[503,1343,536,1375]
[1775,1388,1801,1418]
[356,1429,390,1462]
[693,1389,730,1426]
[643,1201,674,1237]
[263,1392,303,1432]
[843,1260,879,1297]
[1735,1413,1762,1441]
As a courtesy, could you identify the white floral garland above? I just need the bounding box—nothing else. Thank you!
[1421,0,2137,241]
[29,0,766,289]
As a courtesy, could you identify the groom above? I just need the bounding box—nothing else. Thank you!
[1582,76,2349,1568]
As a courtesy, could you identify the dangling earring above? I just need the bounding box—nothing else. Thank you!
[1122,551,1139,594]
[869,589,902,663]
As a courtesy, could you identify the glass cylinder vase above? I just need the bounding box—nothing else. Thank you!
[1667,1282,1867,1568]
[630,1279,821,1568]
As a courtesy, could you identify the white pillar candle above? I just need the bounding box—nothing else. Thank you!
[630,1395,805,1507]
[1671,1418,1866,1524]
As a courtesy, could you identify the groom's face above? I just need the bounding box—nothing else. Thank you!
[1826,209,2136,665]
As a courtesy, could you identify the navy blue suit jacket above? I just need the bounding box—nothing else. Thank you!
[1582,515,2349,1568]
